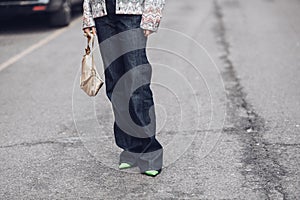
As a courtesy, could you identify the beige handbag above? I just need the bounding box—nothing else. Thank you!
[80,33,104,96]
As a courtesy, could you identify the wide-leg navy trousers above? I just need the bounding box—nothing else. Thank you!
[94,0,163,172]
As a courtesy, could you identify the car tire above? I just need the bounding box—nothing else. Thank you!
[49,0,71,27]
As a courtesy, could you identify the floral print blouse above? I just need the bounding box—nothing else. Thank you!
[83,0,165,32]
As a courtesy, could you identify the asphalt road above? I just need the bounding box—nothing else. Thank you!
[0,0,299,199]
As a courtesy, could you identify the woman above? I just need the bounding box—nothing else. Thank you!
[82,0,165,177]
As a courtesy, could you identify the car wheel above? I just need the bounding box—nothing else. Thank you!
[49,0,71,27]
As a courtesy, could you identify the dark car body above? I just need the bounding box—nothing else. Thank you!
[0,0,82,26]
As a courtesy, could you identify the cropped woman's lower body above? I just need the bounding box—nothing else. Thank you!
[94,0,163,173]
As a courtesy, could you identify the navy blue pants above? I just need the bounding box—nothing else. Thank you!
[95,0,163,172]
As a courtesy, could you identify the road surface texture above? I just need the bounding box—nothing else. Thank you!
[0,0,299,199]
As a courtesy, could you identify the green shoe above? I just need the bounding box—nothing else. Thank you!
[143,169,161,177]
[119,163,132,169]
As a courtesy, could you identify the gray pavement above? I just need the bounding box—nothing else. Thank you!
[0,0,299,199]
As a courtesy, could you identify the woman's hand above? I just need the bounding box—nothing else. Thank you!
[144,29,153,37]
[83,27,97,36]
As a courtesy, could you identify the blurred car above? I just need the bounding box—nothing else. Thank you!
[0,0,82,26]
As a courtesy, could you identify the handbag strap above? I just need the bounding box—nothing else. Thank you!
[84,32,104,79]
[86,33,94,55]
[85,33,97,71]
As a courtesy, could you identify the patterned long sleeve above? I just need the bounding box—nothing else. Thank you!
[140,0,165,32]
[82,0,95,29]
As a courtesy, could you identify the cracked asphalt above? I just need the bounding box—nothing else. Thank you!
[0,0,299,199]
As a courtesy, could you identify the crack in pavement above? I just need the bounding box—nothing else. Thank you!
[0,129,221,150]
[213,0,288,199]
[0,137,83,149]
[161,129,223,135]
[0,129,221,149]
[264,143,300,147]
